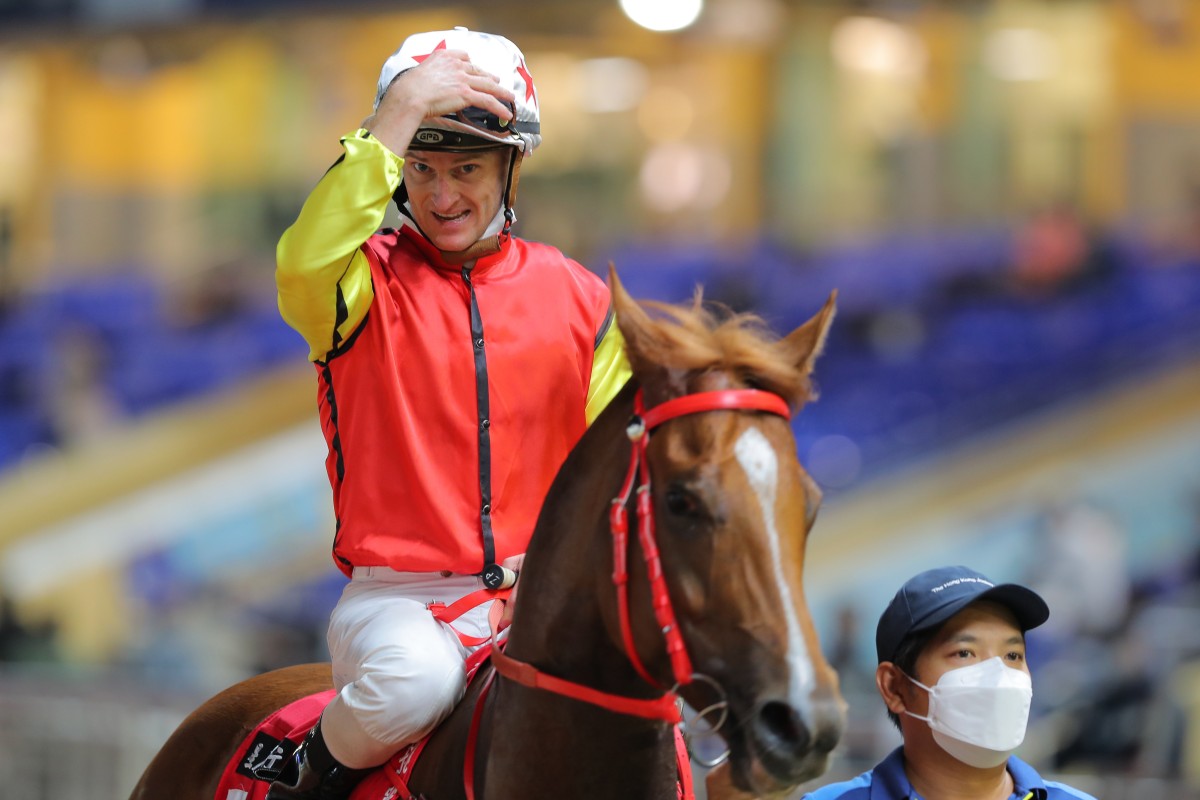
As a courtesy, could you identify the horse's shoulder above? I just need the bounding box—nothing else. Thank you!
[405,662,497,797]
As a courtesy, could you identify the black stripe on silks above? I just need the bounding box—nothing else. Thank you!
[332,518,352,570]
[321,365,349,568]
[594,302,615,350]
[322,153,346,177]
[321,311,369,363]
[461,266,496,570]
[320,362,345,484]
[333,284,348,346]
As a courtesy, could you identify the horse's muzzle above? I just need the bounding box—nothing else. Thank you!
[749,694,845,787]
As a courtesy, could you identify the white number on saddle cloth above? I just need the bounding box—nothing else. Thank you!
[243,738,290,779]
[394,742,419,779]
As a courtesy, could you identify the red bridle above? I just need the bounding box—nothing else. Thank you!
[490,387,792,722]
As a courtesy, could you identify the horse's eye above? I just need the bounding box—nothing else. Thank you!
[665,485,703,519]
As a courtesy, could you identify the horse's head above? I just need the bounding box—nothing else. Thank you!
[610,268,845,795]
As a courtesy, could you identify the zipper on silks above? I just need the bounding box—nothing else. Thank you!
[460,265,505,590]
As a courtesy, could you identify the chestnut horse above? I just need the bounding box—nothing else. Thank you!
[130,272,844,800]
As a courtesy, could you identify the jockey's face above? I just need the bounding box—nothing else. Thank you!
[402,148,508,253]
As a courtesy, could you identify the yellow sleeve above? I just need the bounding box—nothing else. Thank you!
[585,313,632,426]
[276,129,403,361]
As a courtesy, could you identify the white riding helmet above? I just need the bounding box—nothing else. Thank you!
[375,27,541,156]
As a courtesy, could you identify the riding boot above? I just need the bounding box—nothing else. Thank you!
[266,720,371,800]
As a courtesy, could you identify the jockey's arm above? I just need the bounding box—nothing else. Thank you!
[276,130,400,361]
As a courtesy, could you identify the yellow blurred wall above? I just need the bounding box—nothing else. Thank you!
[3,3,1200,284]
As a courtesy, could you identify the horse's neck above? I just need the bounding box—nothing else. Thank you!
[483,682,678,799]
[503,382,650,690]
[483,383,679,797]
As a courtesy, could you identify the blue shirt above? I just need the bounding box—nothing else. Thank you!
[802,747,1098,800]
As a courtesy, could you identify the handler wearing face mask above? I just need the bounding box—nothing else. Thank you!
[803,565,1097,800]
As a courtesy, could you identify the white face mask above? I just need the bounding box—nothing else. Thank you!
[904,656,1033,768]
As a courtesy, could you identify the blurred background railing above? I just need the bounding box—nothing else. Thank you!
[1,1,1199,798]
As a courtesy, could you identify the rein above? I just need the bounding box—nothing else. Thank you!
[490,387,791,722]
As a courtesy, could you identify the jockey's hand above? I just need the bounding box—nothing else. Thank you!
[499,553,525,629]
[364,48,515,156]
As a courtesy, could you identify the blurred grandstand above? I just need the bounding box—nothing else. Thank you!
[1,1,1200,799]
[4,221,1196,483]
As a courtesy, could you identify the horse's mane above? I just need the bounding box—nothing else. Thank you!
[625,291,817,408]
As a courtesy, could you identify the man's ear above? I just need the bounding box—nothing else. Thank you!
[876,662,909,716]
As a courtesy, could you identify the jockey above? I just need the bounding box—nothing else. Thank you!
[268,27,631,800]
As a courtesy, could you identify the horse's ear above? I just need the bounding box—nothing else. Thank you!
[608,264,662,378]
[783,290,837,378]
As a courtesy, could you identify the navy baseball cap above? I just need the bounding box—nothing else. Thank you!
[875,565,1049,664]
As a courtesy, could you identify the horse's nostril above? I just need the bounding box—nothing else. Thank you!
[755,700,811,755]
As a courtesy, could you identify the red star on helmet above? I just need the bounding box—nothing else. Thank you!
[412,39,447,64]
[517,58,538,108]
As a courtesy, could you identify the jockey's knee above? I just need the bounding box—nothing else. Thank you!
[341,651,468,747]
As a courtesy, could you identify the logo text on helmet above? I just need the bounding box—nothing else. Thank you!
[415,130,444,144]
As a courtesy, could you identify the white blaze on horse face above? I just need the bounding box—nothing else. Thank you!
[734,425,816,707]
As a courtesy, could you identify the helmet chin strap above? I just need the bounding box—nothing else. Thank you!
[399,148,524,266]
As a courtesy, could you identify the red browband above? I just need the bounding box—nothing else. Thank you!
[640,389,791,430]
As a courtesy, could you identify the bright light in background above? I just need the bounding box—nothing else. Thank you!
[831,16,927,80]
[621,0,704,32]
[639,142,731,212]
[578,57,649,113]
[829,16,927,143]
[984,28,1060,82]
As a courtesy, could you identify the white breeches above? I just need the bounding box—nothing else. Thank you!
[320,568,492,769]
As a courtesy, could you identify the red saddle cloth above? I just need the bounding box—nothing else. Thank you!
[214,672,695,800]
[214,690,335,800]
[211,683,424,800]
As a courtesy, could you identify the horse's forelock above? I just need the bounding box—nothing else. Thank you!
[632,298,814,407]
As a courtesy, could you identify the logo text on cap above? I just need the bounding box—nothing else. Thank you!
[930,577,994,593]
